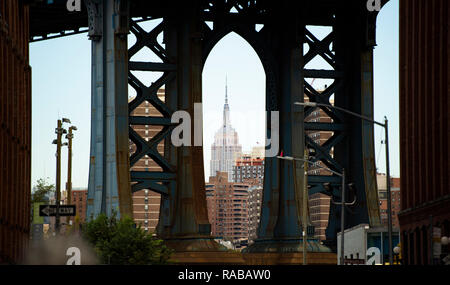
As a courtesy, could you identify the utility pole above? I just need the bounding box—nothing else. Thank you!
[277,154,353,265]
[295,101,393,265]
[54,119,63,234]
[340,169,346,266]
[53,118,69,234]
[384,117,393,265]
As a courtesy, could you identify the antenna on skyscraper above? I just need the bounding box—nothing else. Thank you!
[225,75,228,104]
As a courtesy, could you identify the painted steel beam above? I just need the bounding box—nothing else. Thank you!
[86,0,133,219]
[193,0,330,254]
[128,61,177,72]
[80,0,382,254]
[304,122,346,131]
[126,4,223,251]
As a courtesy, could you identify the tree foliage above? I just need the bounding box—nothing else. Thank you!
[31,178,55,204]
[82,212,173,265]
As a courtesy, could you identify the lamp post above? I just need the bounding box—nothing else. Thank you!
[277,154,349,265]
[65,126,77,205]
[295,101,394,265]
[52,118,70,234]
[65,125,77,227]
[442,236,450,265]
[393,246,401,265]
[442,236,450,246]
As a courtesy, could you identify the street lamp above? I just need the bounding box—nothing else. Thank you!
[65,125,77,205]
[53,118,70,234]
[442,236,450,265]
[393,246,401,265]
[295,101,394,265]
[277,154,351,265]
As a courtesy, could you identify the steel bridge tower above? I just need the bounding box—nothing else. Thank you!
[84,0,385,253]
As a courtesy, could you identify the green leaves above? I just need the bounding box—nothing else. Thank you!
[31,178,55,204]
[82,212,173,265]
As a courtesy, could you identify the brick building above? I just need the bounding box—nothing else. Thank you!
[377,174,400,228]
[206,172,250,248]
[129,89,165,233]
[232,155,264,183]
[304,95,333,241]
[0,1,31,264]
[71,189,88,223]
[248,185,263,244]
[398,0,450,265]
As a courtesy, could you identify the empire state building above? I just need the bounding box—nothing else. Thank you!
[210,80,242,182]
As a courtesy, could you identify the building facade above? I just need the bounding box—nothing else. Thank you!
[71,189,88,224]
[377,175,401,229]
[399,0,450,265]
[304,95,333,241]
[231,153,264,244]
[248,185,263,244]
[308,193,331,241]
[210,83,242,182]
[232,155,264,183]
[0,1,31,264]
[129,89,165,234]
[206,172,250,248]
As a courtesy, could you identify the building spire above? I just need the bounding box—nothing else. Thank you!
[225,75,228,105]
[223,75,230,128]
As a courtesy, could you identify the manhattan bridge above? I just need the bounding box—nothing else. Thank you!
[27,0,388,263]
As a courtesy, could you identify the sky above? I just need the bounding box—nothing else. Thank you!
[30,0,399,188]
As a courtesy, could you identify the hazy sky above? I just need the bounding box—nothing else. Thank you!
[30,0,399,188]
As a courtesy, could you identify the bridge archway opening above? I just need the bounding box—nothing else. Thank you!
[202,31,266,245]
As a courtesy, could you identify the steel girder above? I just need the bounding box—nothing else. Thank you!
[127,4,226,251]
[198,0,381,250]
[302,2,382,247]
[86,0,133,219]
[198,0,329,253]
[85,0,382,251]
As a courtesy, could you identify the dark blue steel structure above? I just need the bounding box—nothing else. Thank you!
[29,0,386,252]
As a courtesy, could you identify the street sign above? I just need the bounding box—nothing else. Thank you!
[39,205,76,217]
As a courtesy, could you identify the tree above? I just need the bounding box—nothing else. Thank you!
[31,178,55,204]
[30,178,55,224]
[82,212,173,265]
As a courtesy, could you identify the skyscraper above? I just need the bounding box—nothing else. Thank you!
[210,79,242,181]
